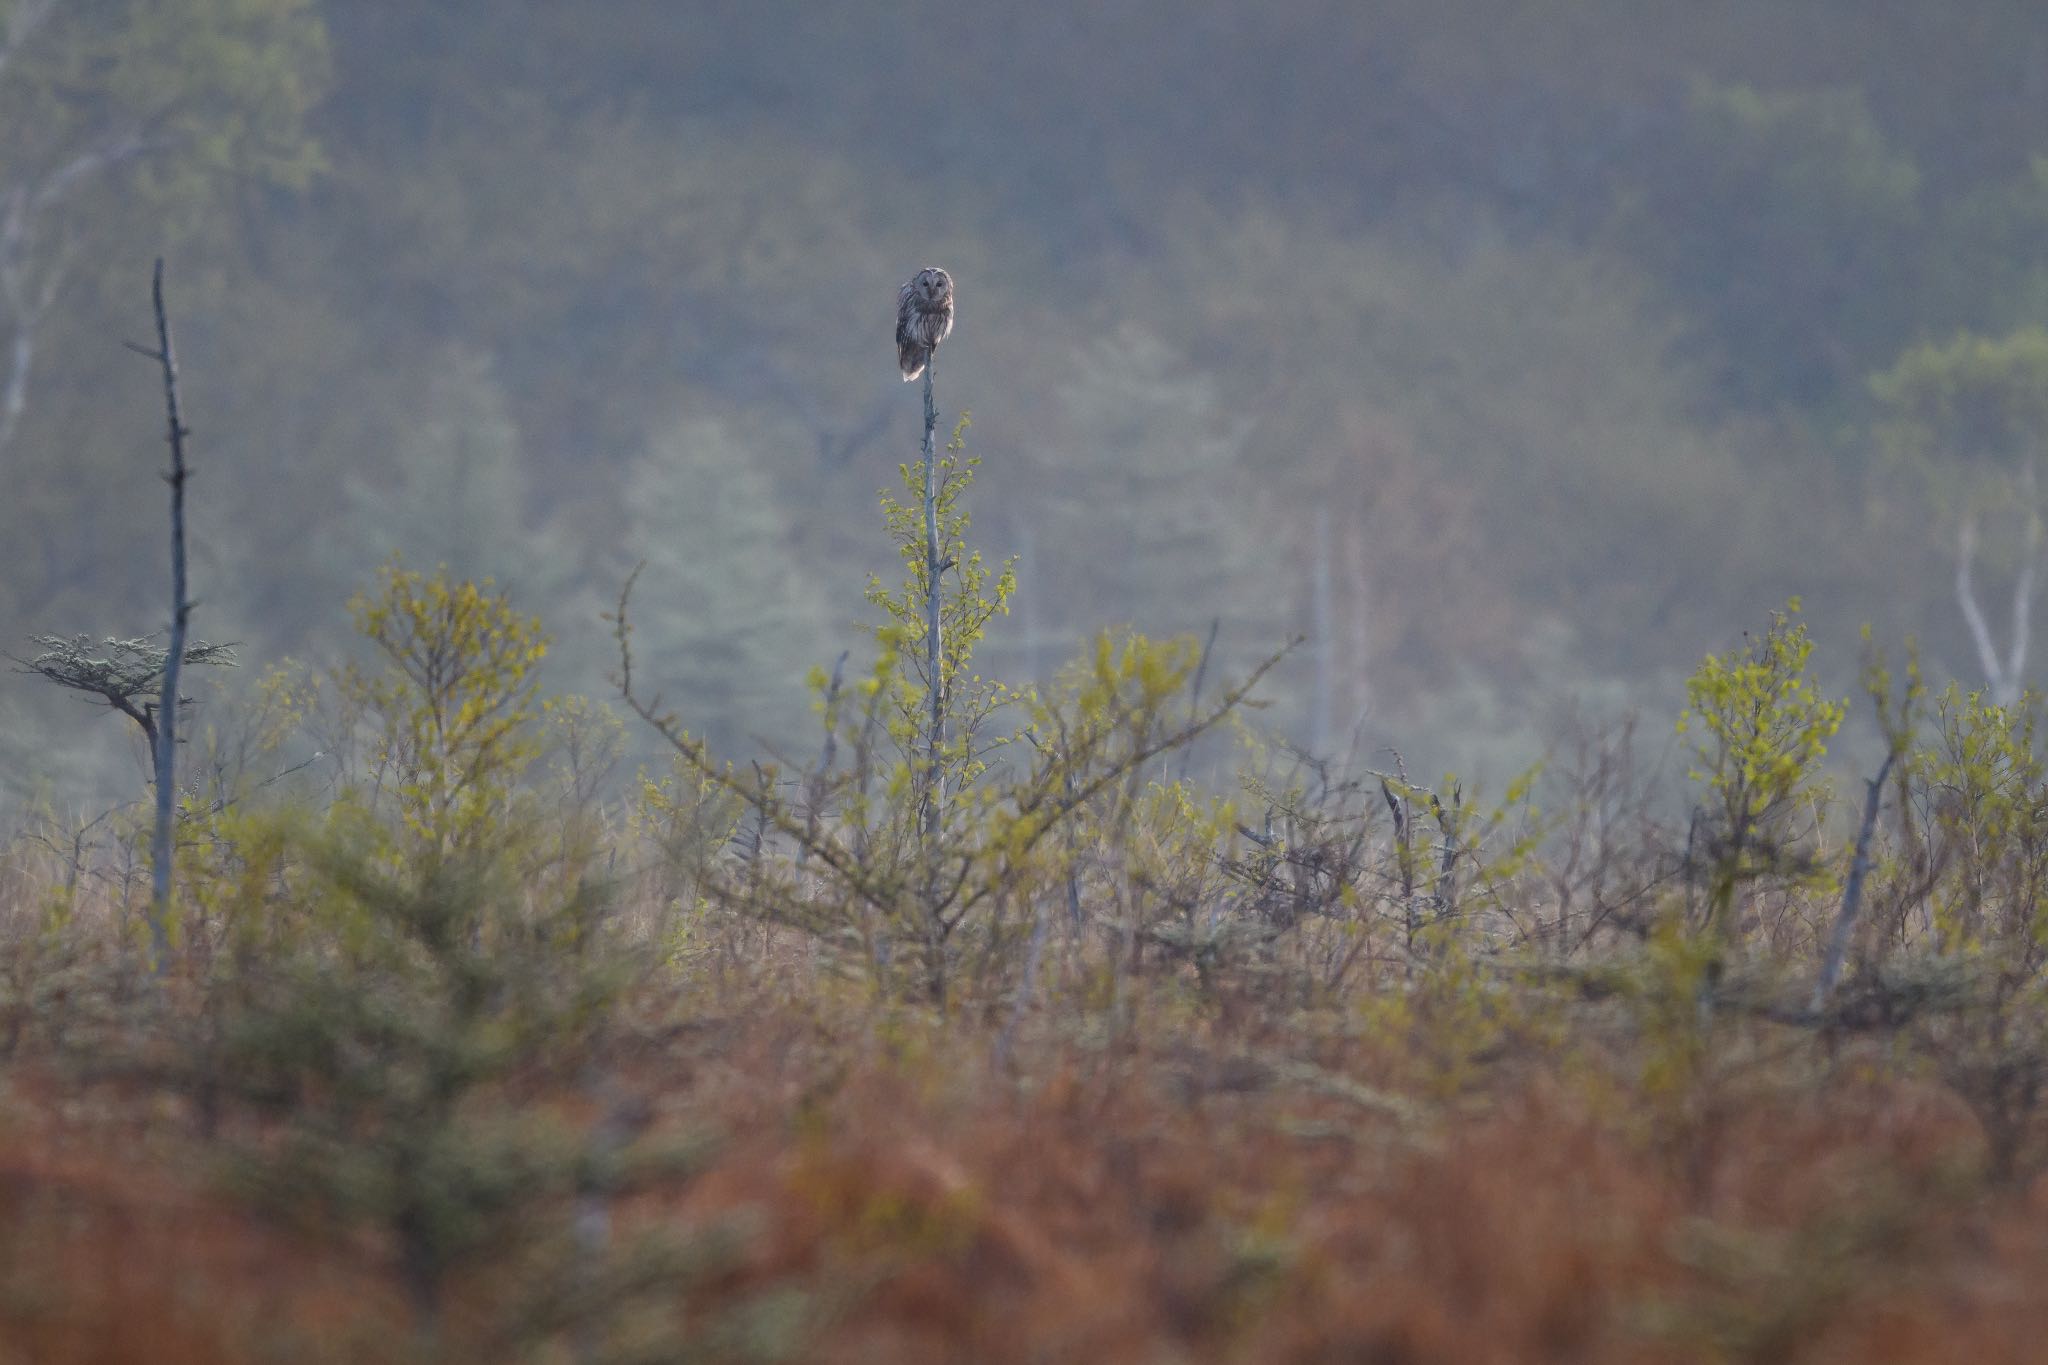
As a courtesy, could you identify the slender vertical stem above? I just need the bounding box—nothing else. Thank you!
[148,257,189,972]
[920,360,945,1004]
[922,360,942,842]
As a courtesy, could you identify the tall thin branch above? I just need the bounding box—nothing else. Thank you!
[921,358,943,845]
[146,257,191,971]
[918,359,949,999]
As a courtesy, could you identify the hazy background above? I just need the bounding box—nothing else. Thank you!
[5,0,2047,803]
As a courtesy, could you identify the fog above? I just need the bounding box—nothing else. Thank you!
[5,0,2046,800]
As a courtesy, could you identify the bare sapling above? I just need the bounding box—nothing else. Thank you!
[139,257,192,970]
[921,357,945,848]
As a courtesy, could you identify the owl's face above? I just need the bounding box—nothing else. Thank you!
[915,268,952,306]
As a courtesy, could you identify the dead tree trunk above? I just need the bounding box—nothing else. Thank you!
[143,258,191,971]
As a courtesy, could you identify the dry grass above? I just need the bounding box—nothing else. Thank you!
[1,788,2045,1365]
[4,992,2048,1364]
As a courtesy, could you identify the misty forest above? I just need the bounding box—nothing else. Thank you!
[7,2,2048,1361]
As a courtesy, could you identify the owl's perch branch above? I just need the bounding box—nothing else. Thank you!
[921,357,944,852]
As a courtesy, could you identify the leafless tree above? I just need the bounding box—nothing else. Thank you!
[137,258,194,968]
[12,259,218,970]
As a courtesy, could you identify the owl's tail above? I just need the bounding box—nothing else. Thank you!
[899,339,929,381]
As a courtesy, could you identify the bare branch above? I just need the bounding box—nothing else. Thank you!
[146,257,192,971]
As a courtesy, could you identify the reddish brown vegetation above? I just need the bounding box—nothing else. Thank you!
[6,1009,2036,1364]
[0,1066,402,1364]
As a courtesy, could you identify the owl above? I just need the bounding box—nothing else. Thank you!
[896,267,955,381]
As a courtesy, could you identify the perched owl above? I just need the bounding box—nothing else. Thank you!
[896,267,955,381]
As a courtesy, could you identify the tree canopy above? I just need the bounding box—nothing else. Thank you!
[9,1,2048,795]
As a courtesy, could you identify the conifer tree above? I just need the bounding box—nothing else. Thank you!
[1039,325,1266,649]
[620,414,829,753]
[322,347,579,604]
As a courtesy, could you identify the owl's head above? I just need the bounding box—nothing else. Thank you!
[914,267,953,304]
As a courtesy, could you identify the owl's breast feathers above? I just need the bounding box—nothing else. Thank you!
[896,282,954,381]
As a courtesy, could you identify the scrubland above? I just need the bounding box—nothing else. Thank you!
[5,469,2048,1364]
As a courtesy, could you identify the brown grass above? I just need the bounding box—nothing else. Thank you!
[1,985,2045,1363]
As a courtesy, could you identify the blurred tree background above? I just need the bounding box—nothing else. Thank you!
[6,0,2048,800]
